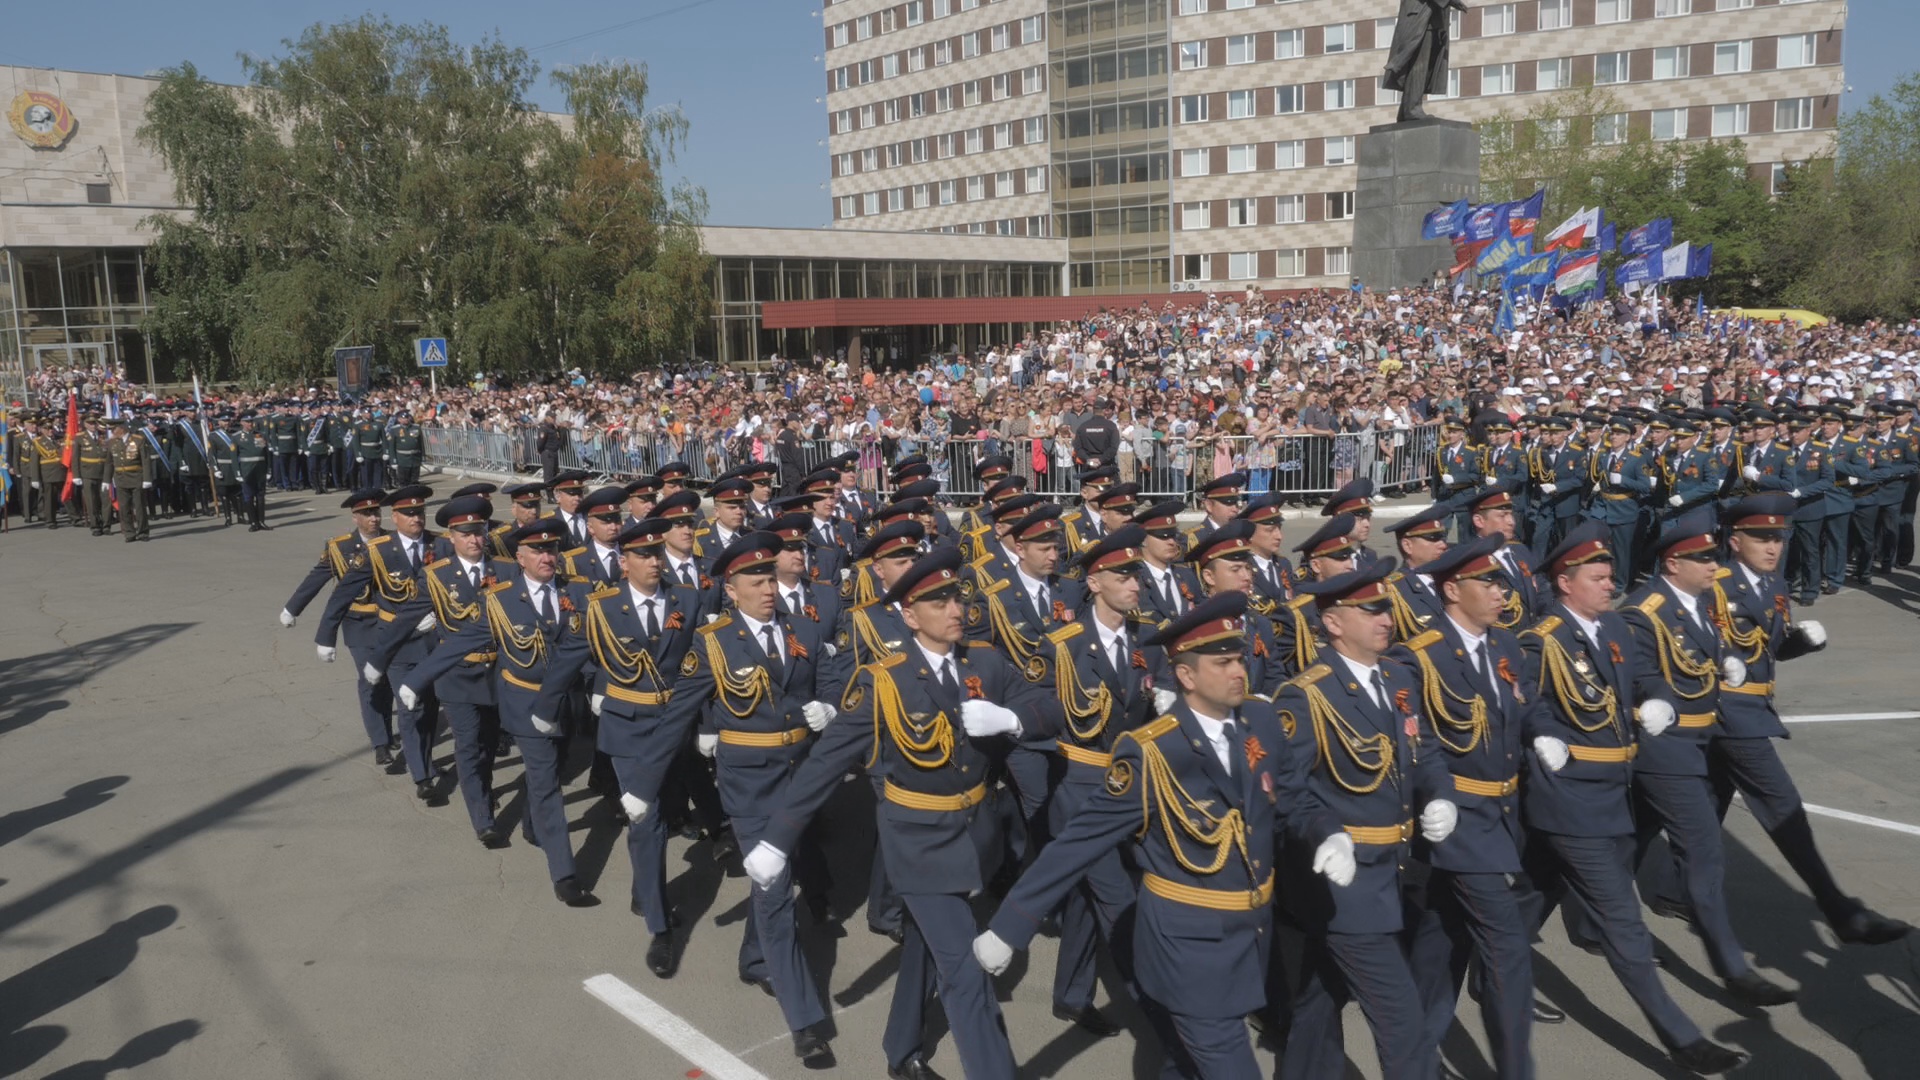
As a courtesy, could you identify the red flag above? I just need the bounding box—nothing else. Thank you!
[60,392,79,506]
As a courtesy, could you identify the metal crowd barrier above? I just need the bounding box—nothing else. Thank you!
[420,421,1443,504]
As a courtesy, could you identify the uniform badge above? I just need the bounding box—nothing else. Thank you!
[348,552,366,569]
[834,627,852,650]
[680,651,701,676]
[1278,709,1296,739]
[965,602,984,626]
[841,680,866,712]
[1103,760,1134,797]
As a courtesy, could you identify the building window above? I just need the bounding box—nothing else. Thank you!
[883,54,900,78]
[991,25,1008,52]
[1442,69,1460,98]
[1711,103,1749,137]
[1022,15,1043,44]
[885,99,900,124]
[965,128,984,154]
[914,184,930,208]
[906,1,923,25]
[888,188,905,212]
[1324,24,1354,54]
[1228,252,1258,280]
[1538,58,1571,91]
[1277,194,1306,223]
[1325,135,1355,165]
[1180,94,1211,123]
[1227,144,1257,172]
[1592,112,1628,145]
[1276,29,1304,60]
[1327,191,1355,220]
[857,15,872,40]
[1655,0,1691,16]
[1276,249,1306,278]
[937,133,954,157]
[1714,41,1753,75]
[1227,198,1256,226]
[1539,0,1571,30]
[1181,201,1210,230]
[994,170,1013,196]
[934,0,950,15]
[962,32,980,59]
[1596,52,1629,85]
[1537,117,1569,147]
[862,147,879,171]
[1482,64,1515,95]
[965,81,981,107]
[993,74,1009,100]
[1484,3,1516,35]
[910,94,925,118]
[1276,84,1306,114]
[939,180,957,204]
[832,24,849,48]
[1375,18,1397,44]
[1227,89,1256,119]
[838,195,856,218]
[1026,165,1046,192]
[1775,97,1814,131]
[995,122,1012,147]
[1181,148,1211,176]
[881,9,895,33]
[1652,107,1688,141]
[1778,33,1816,69]
[863,191,881,214]
[1326,247,1350,276]
[1227,35,1256,64]
[1653,46,1690,80]
[836,152,853,175]
[936,88,951,112]
[967,176,985,201]
[1326,79,1357,109]
[1226,0,1253,8]
[1028,215,1049,237]
[1178,42,1207,70]
[1179,0,1205,13]
[935,41,951,65]
[1769,162,1790,195]
[1718,0,1752,8]
[1276,139,1307,169]
[1378,79,1400,106]
[886,143,902,167]
[1596,0,1630,22]
[1023,65,1043,93]
[1181,254,1211,282]
[1024,116,1045,142]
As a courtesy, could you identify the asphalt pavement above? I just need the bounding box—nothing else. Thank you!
[1,488,1918,1080]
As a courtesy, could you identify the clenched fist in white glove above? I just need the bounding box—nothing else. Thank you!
[961,700,1021,738]
[1636,698,1675,736]
[1609,472,1624,485]
[29,481,39,489]
[1533,735,1570,772]
[1790,488,1802,499]
[697,732,718,757]
[1797,619,1827,647]
[1742,465,1761,482]
[399,685,420,711]
[362,662,383,685]
[1720,655,1747,688]
[802,700,837,732]
[1538,481,1557,495]
[839,567,851,583]
[414,612,437,634]
[279,608,297,628]
[973,930,1014,976]
[590,694,604,716]
[1313,833,1356,887]
[1420,799,1459,842]
[619,792,650,823]
[1441,472,1456,485]
[1485,473,1499,485]
[101,481,113,493]
[316,644,336,663]
[141,481,152,490]
[742,841,788,888]
[1668,494,1683,507]
[529,713,557,735]
[1153,688,1178,714]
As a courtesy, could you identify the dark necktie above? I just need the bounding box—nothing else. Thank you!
[678,561,695,587]
[1222,714,1244,786]
[642,597,659,638]
[760,624,785,681]
[468,564,482,593]
[408,540,422,575]
[936,656,960,706]
[1474,642,1500,708]
[605,551,619,581]
[570,515,584,546]
[1036,582,1050,618]
[1369,670,1389,713]
[540,585,557,626]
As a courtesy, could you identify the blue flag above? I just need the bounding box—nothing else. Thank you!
[1462,202,1508,244]
[1422,198,1471,241]
[1688,243,1714,280]
[1502,251,1560,287]
[1495,287,1517,335]
[1596,221,1616,253]
[1616,249,1663,287]
[1622,218,1673,257]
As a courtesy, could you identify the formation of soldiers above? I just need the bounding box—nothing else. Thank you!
[5,401,428,535]
[272,436,1911,1079]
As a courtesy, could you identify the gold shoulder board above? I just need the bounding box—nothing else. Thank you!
[486,581,513,594]
[1290,662,1333,688]
[1529,615,1563,637]
[698,615,733,636]
[1712,566,1733,581]
[588,584,621,602]
[1637,593,1665,615]
[1404,628,1444,652]
[1048,623,1085,645]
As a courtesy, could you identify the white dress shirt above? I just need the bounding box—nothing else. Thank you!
[1189,707,1236,773]
[1333,651,1389,710]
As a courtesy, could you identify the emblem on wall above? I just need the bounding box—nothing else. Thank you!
[9,91,77,150]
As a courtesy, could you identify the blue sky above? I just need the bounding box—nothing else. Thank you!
[11,1,1916,229]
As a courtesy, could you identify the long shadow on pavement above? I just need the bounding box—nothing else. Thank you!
[37,1020,203,1080]
[0,623,197,737]
[0,778,127,850]
[0,905,178,1078]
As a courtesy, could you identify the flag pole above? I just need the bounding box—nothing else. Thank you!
[194,375,223,516]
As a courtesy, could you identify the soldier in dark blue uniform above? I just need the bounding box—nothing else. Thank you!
[961,492,1045,597]
[646,488,731,853]
[1186,472,1247,555]
[1517,522,1750,1075]
[767,510,846,636]
[1382,503,1452,642]
[338,486,442,794]
[1620,510,1797,1008]
[697,476,754,562]
[739,461,780,527]
[1774,410,1837,605]
[1435,417,1484,540]
[661,533,848,1064]
[1273,512,1367,679]
[1322,478,1381,570]
[1527,415,1586,559]
[976,591,1303,1079]
[1587,416,1653,591]
[562,486,628,588]
[621,474,661,531]
[1465,481,1548,631]
[1238,493,1296,607]
[493,482,545,559]
[743,548,1058,1080]
[1186,520,1286,696]
[1062,474,1131,557]
[547,469,592,549]
[959,454,1016,545]
[1484,413,1530,541]
[1397,536,1545,1079]
[288,488,394,765]
[1132,498,1201,625]
[832,453,878,537]
[1277,559,1453,1080]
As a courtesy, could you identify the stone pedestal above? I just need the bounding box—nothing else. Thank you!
[1352,119,1479,290]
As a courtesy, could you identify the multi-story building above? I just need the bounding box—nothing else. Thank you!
[821,0,1846,294]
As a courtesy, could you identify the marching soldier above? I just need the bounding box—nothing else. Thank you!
[647,488,730,854]
[1061,469,1126,556]
[1187,472,1248,553]
[832,453,878,537]
[1132,499,1200,625]
[105,418,153,542]
[960,454,1015,541]
[27,415,70,527]
[742,547,1057,1080]
[1185,519,1286,697]
[74,414,112,535]
[977,591,1301,1078]
[305,405,334,496]
[1815,406,1856,597]
[494,482,545,558]
[622,475,662,531]
[341,486,442,795]
[1484,413,1529,540]
[1465,482,1548,630]
[270,403,301,490]
[964,476,1029,562]
[1322,478,1382,570]
[295,488,394,764]
[563,486,629,589]
[1775,411,1835,606]
[328,406,356,490]
[1588,417,1652,591]
[172,413,213,518]
[1238,494,1296,607]
[1278,559,1454,1080]
[1527,416,1585,559]
[768,511,845,633]
[385,410,425,486]
[1870,402,1917,576]
[1434,417,1483,540]
[398,518,599,907]
[698,476,754,560]
[1516,521,1750,1076]
[547,469,592,548]
[353,410,387,489]
[1382,504,1452,642]
[210,413,244,525]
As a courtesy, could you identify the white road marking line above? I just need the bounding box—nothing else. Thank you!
[1782,711,1920,724]
[584,973,774,1080]
[1801,804,1920,838]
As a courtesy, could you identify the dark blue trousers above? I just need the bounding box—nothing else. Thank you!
[608,750,674,934]
[342,634,394,752]
[1050,780,1139,1012]
[1820,512,1849,588]
[442,700,499,834]
[514,733,576,883]
[1154,1005,1259,1080]
[1001,744,1056,864]
[1282,930,1436,1080]
[389,664,439,785]
[1789,518,1822,596]
[1632,772,1749,978]
[1408,869,1534,1079]
[883,911,933,1072]
[733,814,827,1035]
[897,892,1015,1080]
[866,777,903,934]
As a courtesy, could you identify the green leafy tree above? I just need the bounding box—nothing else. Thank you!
[138,17,710,384]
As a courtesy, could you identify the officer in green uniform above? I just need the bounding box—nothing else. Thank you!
[270,403,301,490]
[329,407,356,490]
[209,411,244,524]
[305,405,335,496]
[74,414,113,536]
[386,410,426,486]
[236,412,273,531]
[106,417,153,542]
[354,412,387,489]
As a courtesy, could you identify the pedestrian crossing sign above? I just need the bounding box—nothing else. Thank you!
[415,337,448,368]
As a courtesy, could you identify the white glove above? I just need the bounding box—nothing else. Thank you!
[1420,799,1459,842]
[1533,735,1570,772]
[362,662,383,685]
[742,841,788,888]
[101,481,113,493]
[1538,481,1557,494]
[1848,475,1859,486]
[214,469,225,480]
[279,608,297,628]
[414,612,437,633]
[1592,482,1605,495]
[1609,471,1623,485]
[1790,488,1801,498]
[1312,833,1357,887]
[1798,619,1827,646]
[961,699,1021,738]
[590,693,604,716]
[142,481,152,489]
[29,481,39,489]
[619,792,650,823]
[972,930,1014,976]
[1153,688,1177,714]
[316,644,336,663]
[839,567,851,583]
[802,700,837,732]
[1441,471,1455,485]
[1720,655,1747,688]
[529,712,557,735]
[704,613,719,624]
[1485,473,1498,484]
[1636,698,1675,736]
[1742,465,1761,481]
[398,685,420,711]
[1668,494,1683,507]
[697,732,718,757]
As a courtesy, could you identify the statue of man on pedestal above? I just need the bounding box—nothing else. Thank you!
[1383,0,1469,123]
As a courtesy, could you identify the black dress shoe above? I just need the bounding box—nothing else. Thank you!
[1532,1000,1566,1024]
[1834,907,1912,945]
[476,827,507,848]
[646,933,677,978]
[740,974,775,997]
[888,1055,943,1080]
[415,780,436,801]
[1578,940,1669,969]
[1670,1038,1750,1074]
[709,828,740,861]
[1821,583,1841,595]
[385,753,407,776]
[1795,593,1816,606]
[1648,896,1695,923]
[553,876,598,907]
[792,1026,834,1065]
[373,746,393,767]
[1724,970,1796,1007]
[1052,1003,1122,1038]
